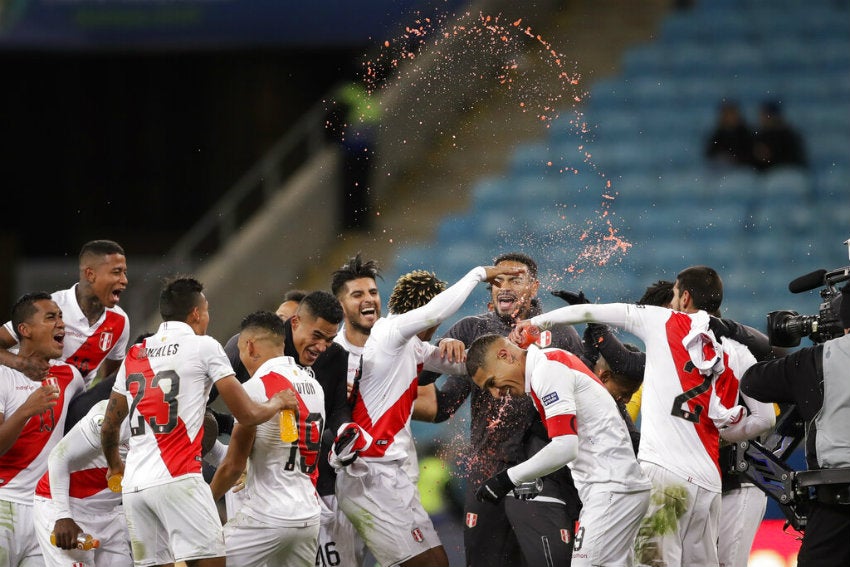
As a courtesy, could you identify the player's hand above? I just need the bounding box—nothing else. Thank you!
[22,383,59,418]
[509,320,537,346]
[482,265,527,286]
[550,289,589,305]
[475,469,516,504]
[512,478,543,501]
[231,470,248,493]
[708,316,735,340]
[329,423,372,469]
[271,389,298,412]
[17,355,50,381]
[438,338,466,363]
[52,517,83,550]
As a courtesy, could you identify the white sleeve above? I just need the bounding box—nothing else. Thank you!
[48,417,102,519]
[205,338,237,383]
[107,315,130,361]
[2,320,18,345]
[421,342,467,376]
[719,392,777,443]
[391,267,486,341]
[530,303,632,330]
[507,434,577,483]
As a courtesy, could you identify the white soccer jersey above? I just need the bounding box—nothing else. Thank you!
[531,303,751,492]
[34,399,130,515]
[0,361,84,504]
[524,347,649,493]
[3,284,130,385]
[113,321,233,490]
[236,355,325,527]
[354,268,484,464]
[334,330,362,389]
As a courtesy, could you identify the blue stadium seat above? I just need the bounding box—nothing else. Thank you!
[761,167,813,203]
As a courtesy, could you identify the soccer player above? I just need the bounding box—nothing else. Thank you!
[466,334,651,567]
[512,266,775,567]
[334,263,522,567]
[415,252,584,567]
[33,398,133,566]
[210,311,325,567]
[0,240,129,385]
[100,276,297,567]
[0,292,85,565]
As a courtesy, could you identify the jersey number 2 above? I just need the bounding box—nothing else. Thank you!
[670,375,712,423]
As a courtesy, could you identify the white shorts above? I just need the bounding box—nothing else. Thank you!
[635,461,720,567]
[0,499,43,567]
[223,510,319,567]
[718,483,767,567]
[572,485,650,567]
[336,460,441,566]
[317,494,366,567]
[33,496,132,567]
[123,476,225,566]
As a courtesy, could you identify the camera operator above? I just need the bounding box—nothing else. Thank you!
[740,282,850,566]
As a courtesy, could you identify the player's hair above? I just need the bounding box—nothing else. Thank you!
[159,276,204,322]
[676,266,723,314]
[465,333,505,377]
[298,291,344,325]
[388,270,446,315]
[637,280,674,307]
[283,289,308,304]
[11,291,53,331]
[79,240,125,263]
[240,311,287,345]
[494,252,538,279]
[330,253,382,297]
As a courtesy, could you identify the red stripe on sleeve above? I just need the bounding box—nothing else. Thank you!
[546,413,578,438]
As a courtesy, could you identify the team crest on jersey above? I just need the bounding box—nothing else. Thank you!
[465,513,478,528]
[537,330,552,347]
[542,391,559,406]
[411,528,424,542]
[560,528,570,543]
[98,331,114,352]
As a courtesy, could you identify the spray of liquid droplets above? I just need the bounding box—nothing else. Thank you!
[355,10,632,285]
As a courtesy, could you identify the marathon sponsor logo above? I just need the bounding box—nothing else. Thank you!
[411,528,424,542]
[98,331,113,352]
[294,382,316,395]
[465,513,478,528]
[542,391,559,406]
[142,343,180,358]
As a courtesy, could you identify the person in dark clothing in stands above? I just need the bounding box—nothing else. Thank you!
[414,252,584,567]
[753,100,807,171]
[705,100,755,168]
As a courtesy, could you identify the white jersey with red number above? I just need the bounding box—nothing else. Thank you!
[354,267,484,464]
[0,361,84,504]
[531,303,752,492]
[113,321,233,491]
[525,347,650,492]
[237,356,325,527]
[34,399,130,516]
[3,284,130,386]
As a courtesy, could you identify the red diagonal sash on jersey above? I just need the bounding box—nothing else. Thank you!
[66,311,126,378]
[352,363,422,458]
[124,345,202,478]
[0,365,75,488]
[35,467,110,499]
[262,372,323,486]
[666,313,721,472]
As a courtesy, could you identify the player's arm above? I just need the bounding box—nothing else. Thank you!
[49,422,101,549]
[209,422,256,501]
[719,391,776,443]
[0,326,50,380]
[513,303,633,342]
[0,383,59,456]
[216,375,297,426]
[94,359,123,384]
[101,391,128,479]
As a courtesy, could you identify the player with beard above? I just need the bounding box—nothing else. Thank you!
[415,252,584,567]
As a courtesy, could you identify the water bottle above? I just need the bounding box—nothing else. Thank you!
[50,532,100,550]
[279,410,298,443]
[517,326,540,348]
[107,473,123,493]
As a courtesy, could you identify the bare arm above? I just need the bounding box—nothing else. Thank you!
[101,391,128,479]
[209,423,256,501]
[0,326,49,380]
[412,384,437,422]
[216,375,296,426]
[0,384,59,456]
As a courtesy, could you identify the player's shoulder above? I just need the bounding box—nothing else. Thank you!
[105,303,129,320]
